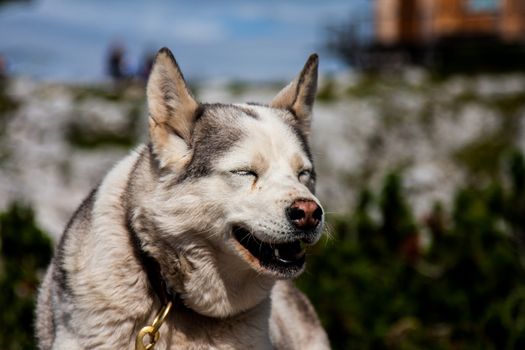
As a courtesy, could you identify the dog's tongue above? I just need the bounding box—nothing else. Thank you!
[274,242,305,264]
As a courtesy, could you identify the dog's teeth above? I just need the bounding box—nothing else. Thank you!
[274,244,306,262]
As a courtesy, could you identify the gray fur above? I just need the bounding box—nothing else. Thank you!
[36,48,329,349]
[179,104,252,182]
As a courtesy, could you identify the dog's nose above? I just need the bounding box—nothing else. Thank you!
[286,199,323,230]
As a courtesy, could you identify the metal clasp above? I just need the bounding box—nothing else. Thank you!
[135,301,173,350]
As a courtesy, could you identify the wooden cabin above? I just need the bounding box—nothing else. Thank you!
[375,0,525,45]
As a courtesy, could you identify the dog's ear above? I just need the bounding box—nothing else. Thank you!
[147,47,199,168]
[271,53,318,136]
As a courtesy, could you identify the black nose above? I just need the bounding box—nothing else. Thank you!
[286,199,323,230]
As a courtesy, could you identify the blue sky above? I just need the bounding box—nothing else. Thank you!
[0,0,371,82]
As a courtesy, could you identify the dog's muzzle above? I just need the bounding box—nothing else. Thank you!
[230,199,323,278]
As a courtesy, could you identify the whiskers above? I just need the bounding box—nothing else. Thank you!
[322,222,335,244]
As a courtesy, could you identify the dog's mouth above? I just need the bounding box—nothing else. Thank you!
[232,226,306,277]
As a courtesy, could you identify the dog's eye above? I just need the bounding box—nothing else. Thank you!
[298,169,311,182]
[231,170,258,178]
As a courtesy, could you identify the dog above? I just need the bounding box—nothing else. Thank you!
[36,47,329,349]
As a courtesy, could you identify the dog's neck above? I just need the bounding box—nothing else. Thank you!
[126,218,173,306]
[127,214,275,319]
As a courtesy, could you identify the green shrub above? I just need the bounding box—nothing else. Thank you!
[299,152,525,349]
[0,202,52,350]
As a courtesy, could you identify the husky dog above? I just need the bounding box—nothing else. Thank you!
[36,48,329,350]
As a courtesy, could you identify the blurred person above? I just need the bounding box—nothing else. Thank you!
[137,51,155,83]
[106,41,128,83]
[0,54,8,93]
[0,54,7,80]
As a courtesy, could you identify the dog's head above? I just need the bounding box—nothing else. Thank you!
[142,48,323,315]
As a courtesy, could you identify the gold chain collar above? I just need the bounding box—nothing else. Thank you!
[135,301,173,350]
